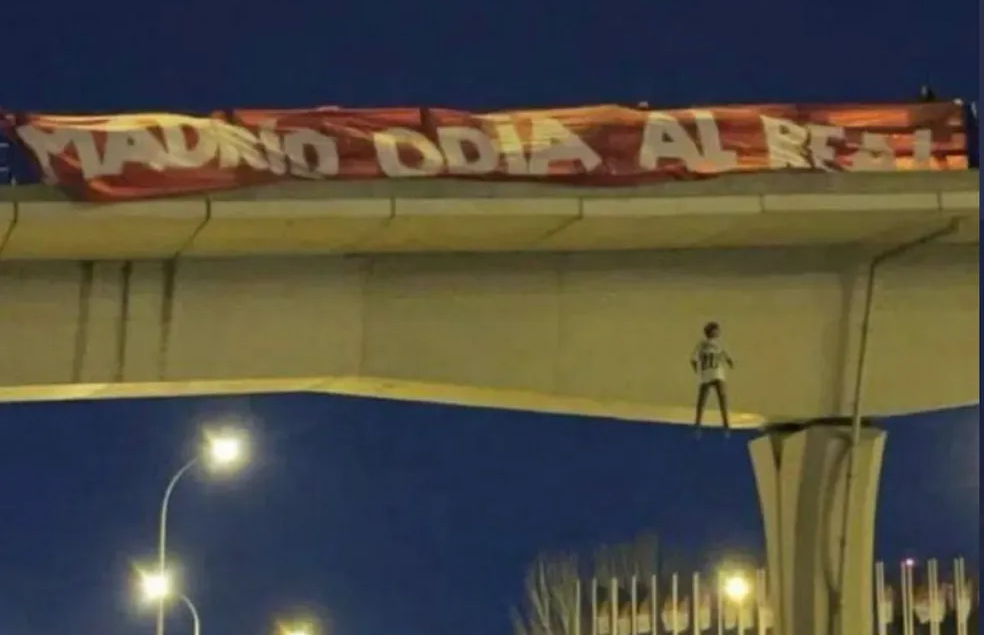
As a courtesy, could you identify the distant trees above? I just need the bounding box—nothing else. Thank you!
[512,551,582,635]
[512,534,658,635]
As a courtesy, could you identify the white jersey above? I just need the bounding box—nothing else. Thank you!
[692,338,732,383]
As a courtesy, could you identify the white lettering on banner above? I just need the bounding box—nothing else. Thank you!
[808,124,843,168]
[216,124,267,172]
[16,126,98,182]
[253,120,340,177]
[912,128,933,167]
[283,129,339,177]
[639,113,702,170]
[525,118,602,174]
[161,122,220,171]
[761,116,811,169]
[99,129,168,176]
[17,120,342,180]
[374,127,444,177]
[438,126,499,174]
[760,117,930,171]
[13,110,945,186]
[763,117,867,170]
[374,117,601,176]
[489,120,530,174]
[638,110,735,172]
[692,111,738,170]
[851,132,896,170]
[257,121,286,175]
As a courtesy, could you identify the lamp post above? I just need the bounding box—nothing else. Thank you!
[723,574,750,604]
[723,573,751,634]
[178,594,202,635]
[140,570,201,635]
[155,431,248,635]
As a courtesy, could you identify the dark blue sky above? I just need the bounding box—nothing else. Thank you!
[0,396,978,635]
[0,0,978,112]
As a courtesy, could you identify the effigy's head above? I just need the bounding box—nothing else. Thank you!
[703,321,720,338]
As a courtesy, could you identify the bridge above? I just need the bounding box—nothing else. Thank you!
[0,101,978,635]
[0,171,977,423]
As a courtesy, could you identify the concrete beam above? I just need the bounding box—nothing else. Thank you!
[0,247,976,419]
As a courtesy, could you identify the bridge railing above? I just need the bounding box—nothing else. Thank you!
[578,557,977,635]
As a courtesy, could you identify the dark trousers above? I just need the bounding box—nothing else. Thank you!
[695,379,729,429]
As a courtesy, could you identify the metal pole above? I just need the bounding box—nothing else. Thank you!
[755,569,766,635]
[928,559,940,635]
[576,578,583,635]
[900,562,910,635]
[716,572,723,635]
[670,574,678,635]
[874,561,887,635]
[831,219,959,635]
[954,557,967,635]
[611,577,619,635]
[904,563,915,635]
[591,578,599,635]
[691,573,698,635]
[157,459,198,635]
[650,574,658,635]
[180,595,201,635]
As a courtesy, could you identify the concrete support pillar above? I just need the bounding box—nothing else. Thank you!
[749,419,887,635]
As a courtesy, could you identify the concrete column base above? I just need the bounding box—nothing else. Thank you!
[749,419,886,635]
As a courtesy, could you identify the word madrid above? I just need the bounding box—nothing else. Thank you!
[7,103,966,200]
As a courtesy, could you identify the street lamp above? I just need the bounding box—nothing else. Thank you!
[155,429,248,635]
[722,572,752,633]
[140,570,173,601]
[202,431,248,473]
[723,574,751,603]
[139,570,201,635]
[278,620,319,635]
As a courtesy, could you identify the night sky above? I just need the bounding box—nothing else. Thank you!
[0,0,978,112]
[0,1,979,635]
[0,397,978,635]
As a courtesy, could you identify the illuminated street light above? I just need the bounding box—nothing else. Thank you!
[140,570,173,602]
[204,430,248,472]
[277,617,320,635]
[723,573,751,603]
[137,570,201,635]
[155,429,250,635]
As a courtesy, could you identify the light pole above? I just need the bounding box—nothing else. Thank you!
[723,573,751,634]
[140,570,201,635]
[155,431,248,635]
[156,457,196,635]
[178,594,201,635]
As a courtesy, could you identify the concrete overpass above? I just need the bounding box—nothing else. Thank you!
[0,171,978,424]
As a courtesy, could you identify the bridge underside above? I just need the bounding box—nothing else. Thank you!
[0,376,766,428]
[0,171,977,421]
[0,244,977,421]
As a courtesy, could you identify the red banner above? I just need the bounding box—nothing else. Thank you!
[2,102,968,202]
